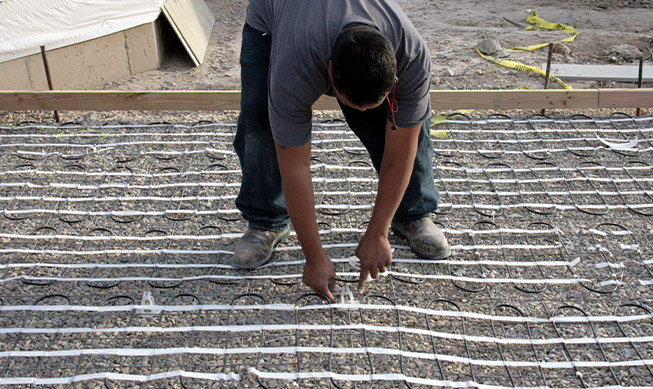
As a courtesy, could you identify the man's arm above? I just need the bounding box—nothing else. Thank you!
[274,141,337,302]
[356,118,422,292]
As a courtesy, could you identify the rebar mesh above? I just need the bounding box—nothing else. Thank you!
[0,114,651,387]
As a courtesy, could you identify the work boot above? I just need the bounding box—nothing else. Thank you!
[391,217,451,259]
[230,225,291,269]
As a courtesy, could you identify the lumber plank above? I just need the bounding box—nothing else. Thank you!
[429,90,599,110]
[598,89,653,108]
[312,95,339,110]
[0,91,242,111]
[1,89,652,111]
[162,0,215,66]
[542,63,652,82]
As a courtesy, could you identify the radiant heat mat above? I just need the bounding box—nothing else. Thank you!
[0,114,651,387]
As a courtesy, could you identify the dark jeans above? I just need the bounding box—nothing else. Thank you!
[234,24,440,231]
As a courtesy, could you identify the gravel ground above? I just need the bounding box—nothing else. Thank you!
[1,0,652,385]
[0,113,651,387]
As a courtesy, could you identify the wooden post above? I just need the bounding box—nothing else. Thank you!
[40,45,61,123]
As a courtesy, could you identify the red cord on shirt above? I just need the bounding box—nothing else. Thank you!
[386,82,398,130]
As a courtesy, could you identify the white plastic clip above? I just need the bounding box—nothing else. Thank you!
[136,291,161,317]
[337,286,359,311]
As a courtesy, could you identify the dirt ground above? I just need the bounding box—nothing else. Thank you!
[103,0,653,93]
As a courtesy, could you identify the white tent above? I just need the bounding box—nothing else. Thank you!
[0,0,163,63]
[0,0,214,90]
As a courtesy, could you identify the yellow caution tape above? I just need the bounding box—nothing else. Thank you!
[477,47,573,89]
[430,129,447,138]
[477,10,577,90]
[433,11,577,139]
[511,10,579,52]
[430,87,531,137]
[430,109,474,138]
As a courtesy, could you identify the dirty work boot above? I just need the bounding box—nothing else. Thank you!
[230,225,291,269]
[391,217,451,259]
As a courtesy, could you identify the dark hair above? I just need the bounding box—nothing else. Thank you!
[331,25,396,107]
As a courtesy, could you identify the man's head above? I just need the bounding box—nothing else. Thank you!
[330,25,396,110]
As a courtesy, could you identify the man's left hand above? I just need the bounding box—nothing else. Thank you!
[355,232,392,294]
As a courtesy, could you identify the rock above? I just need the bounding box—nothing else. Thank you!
[595,1,611,9]
[477,39,509,57]
[607,44,643,61]
[445,68,455,77]
[553,43,571,57]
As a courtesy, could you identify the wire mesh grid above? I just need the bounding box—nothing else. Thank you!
[0,113,651,387]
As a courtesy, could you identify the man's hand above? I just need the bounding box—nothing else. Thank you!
[355,231,392,294]
[303,253,337,302]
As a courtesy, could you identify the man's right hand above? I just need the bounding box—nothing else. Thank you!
[302,253,337,303]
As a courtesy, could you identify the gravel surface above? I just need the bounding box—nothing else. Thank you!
[0,114,651,387]
[0,1,652,386]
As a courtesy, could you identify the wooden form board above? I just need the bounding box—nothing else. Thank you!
[0,91,240,111]
[543,64,653,82]
[162,0,215,66]
[430,90,599,110]
[0,89,652,111]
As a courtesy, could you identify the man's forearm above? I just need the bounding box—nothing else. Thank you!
[366,121,421,237]
[275,141,336,301]
[367,157,412,238]
[274,142,324,260]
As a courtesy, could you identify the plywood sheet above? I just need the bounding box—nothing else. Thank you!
[162,0,215,66]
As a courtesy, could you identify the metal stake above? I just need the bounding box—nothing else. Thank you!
[636,56,644,116]
[40,45,61,123]
[541,43,553,116]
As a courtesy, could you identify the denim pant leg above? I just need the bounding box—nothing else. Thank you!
[233,24,289,232]
[339,101,440,224]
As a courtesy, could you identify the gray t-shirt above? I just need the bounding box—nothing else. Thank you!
[246,0,431,148]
